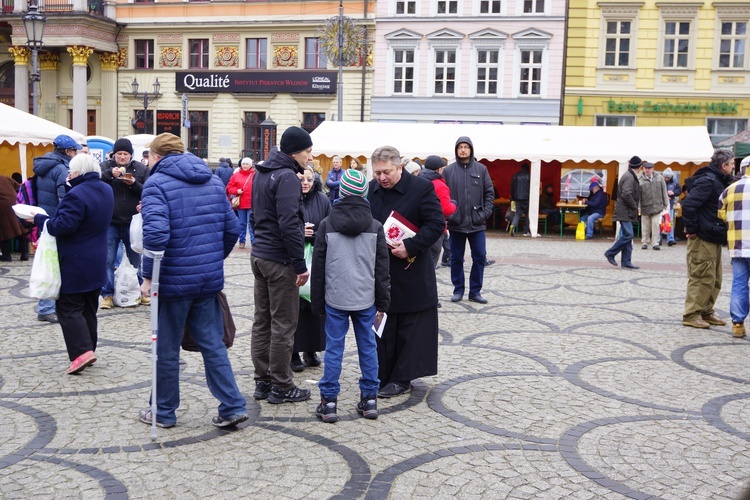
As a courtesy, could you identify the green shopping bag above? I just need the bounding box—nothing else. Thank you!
[299,242,313,302]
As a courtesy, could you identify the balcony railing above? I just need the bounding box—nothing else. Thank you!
[2,0,106,14]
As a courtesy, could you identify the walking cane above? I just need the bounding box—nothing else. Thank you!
[143,248,165,441]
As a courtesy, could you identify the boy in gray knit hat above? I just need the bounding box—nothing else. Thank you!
[310,169,391,423]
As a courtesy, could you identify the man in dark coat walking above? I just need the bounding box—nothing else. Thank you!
[368,145,444,397]
[604,156,643,269]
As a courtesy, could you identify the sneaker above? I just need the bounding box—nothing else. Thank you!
[37,313,59,323]
[267,385,311,404]
[67,350,96,374]
[315,397,340,423]
[138,408,175,428]
[140,293,151,305]
[357,395,378,420]
[100,296,113,309]
[290,353,305,372]
[702,314,727,326]
[683,318,710,329]
[212,413,248,428]
[732,322,746,338]
[253,380,272,400]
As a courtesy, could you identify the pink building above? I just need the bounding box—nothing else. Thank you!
[371,0,566,124]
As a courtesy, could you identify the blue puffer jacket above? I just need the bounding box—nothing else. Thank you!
[141,152,239,301]
[33,150,71,216]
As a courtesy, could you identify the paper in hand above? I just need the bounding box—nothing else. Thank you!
[372,311,387,338]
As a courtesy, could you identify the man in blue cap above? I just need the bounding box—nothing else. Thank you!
[32,134,81,323]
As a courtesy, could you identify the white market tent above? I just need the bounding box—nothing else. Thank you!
[311,122,715,236]
[0,102,86,180]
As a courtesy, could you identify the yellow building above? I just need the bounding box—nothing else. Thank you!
[563,0,750,152]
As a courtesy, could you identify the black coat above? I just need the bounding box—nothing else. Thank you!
[613,168,640,222]
[682,164,730,244]
[100,159,148,226]
[302,181,331,246]
[368,172,444,313]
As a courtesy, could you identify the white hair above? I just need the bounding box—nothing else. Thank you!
[69,153,101,177]
[241,157,253,166]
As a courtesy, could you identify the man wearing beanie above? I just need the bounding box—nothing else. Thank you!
[604,155,643,269]
[310,169,390,422]
[250,125,313,404]
[419,155,456,269]
[99,137,150,309]
[138,133,247,428]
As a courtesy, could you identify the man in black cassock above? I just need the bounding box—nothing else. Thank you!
[368,145,445,397]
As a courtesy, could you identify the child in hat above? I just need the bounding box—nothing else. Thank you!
[310,169,391,423]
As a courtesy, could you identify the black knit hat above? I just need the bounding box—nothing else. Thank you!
[628,156,644,168]
[280,126,313,155]
[113,138,134,155]
[424,155,446,171]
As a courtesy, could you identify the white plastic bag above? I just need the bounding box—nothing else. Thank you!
[28,221,61,300]
[130,213,143,254]
[114,257,141,307]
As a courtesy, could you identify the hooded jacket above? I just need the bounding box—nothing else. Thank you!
[214,162,233,186]
[682,164,730,245]
[250,149,306,274]
[442,136,495,233]
[311,195,390,315]
[100,158,149,226]
[140,152,239,300]
[418,168,457,219]
[32,150,72,217]
[510,166,531,201]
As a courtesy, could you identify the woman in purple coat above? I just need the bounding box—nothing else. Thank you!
[31,154,114,375]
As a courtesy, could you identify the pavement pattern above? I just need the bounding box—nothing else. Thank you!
[1,232,750,499]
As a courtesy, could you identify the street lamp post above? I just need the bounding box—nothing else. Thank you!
[22,2,46,117]
[131,77,161,133]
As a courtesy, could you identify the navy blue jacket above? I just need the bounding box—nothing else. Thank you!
[214,162,233,187]
[584,188,608,217]
[34,172,114,294]
[250,150,306,274]
[33,150,72,217]
[141,152,239,300]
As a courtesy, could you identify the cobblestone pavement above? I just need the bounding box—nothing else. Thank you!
[1,232,749,499]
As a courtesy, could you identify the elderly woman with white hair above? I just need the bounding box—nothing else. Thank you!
[226,156,255,248]
[30,153,114,375]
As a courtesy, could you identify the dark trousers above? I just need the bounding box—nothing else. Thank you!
[377,308,438,387]
[56,289,100,360]
[449,230,487,297]
[250,255,300,390]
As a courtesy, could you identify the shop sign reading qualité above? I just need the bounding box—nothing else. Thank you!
[175,71,337,94]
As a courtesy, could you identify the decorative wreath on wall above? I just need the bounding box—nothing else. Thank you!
[273,46,298,68]
[318,15,365,66]
[160,47,181,68]
[215,46,239,68]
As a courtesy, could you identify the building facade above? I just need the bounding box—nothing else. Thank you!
[370,0,566,124]
[563,0,750,145]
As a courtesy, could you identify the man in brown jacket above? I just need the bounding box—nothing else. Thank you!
[604,156,643,269]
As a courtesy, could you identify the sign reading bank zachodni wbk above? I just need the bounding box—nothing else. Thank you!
[175,71,337,94]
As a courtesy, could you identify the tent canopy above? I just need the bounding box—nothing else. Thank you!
[0,102,85,147]
[310,122,714,166]
[717,127,750,148]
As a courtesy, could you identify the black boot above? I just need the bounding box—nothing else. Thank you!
[19,237,29,261]
[0,240,11,261]
[290,352,304,372]
[303,352,321,367]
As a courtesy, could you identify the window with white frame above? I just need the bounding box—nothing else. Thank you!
[437,0,458,14]
[596,115,635,126]
[523,0,544,14]
[663,21,691,68]
[604,21,632,67]
[479,0,501,14]
[476,49,500,95]
[434,49,456,94]
[707,118,748,145]
[519,50,542,95]
[395,0,416,14]
[246,38,267,69]
[394,49,415,94]
[189,39,210,69]
[718,21,747,68]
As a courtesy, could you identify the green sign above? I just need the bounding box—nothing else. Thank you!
[607,100,738,114]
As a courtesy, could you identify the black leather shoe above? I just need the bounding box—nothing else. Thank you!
[450,293,463,302]
[485,259,496,266]
[37,313,59,323]
[469,294,488,304]
[622,263,640,269]
[604,253,618,266]
[378,382,410,398]
[668,241,676,247]
[303,352,321,367]
[290,353,304,372]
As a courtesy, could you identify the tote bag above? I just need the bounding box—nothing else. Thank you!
[28,221,61,300]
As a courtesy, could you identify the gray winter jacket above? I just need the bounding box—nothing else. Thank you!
[638,172,668,216]
[442,136,495,233]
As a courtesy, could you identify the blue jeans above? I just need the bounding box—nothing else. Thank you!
[38,298,56,316]
[731,257,750,324]
[102,224,142,298]
[238,209,254,245]
[605,221,634,266]
[153,294,246,425]
[449,230,486,297]
[582,213,603,239]
[318,304,379,400]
